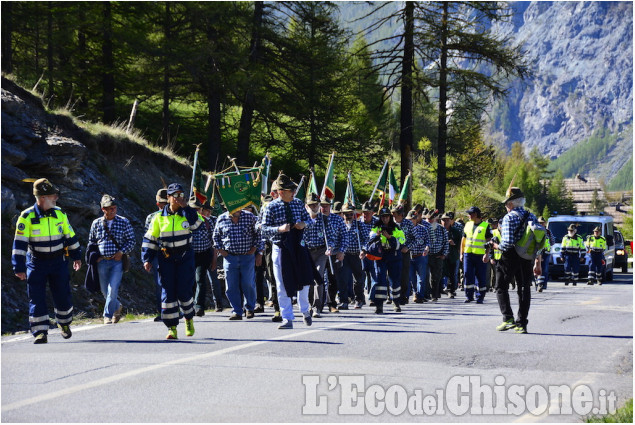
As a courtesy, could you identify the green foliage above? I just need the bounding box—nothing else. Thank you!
[606,158,633,191]
[585,398,633,423]
[618,214,633,241]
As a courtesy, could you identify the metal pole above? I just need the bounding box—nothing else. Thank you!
[188,145,201,201]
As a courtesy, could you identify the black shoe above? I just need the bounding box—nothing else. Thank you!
[229,313,242,320]
[34,333,48,344]
[564,282,569,286]
[60,324,72,339]
[375,304,384,314]
[537,285,544,292]
[272,311,283,322]
[476,299,484,304]
[195,309,205,317]
[572,282,577,286]
[386,299,392,304]
[464,299,472,303]
[154,316,162,322]
[393,303,401,312]
[253,305,265,313]
[369,301,376,307]
[246,310,254,319]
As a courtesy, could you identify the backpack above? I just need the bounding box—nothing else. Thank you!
[365,233,384,261]
[512,210,548,260]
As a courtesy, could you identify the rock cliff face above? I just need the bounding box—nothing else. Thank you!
[486,1,632,183]
[1,77,193,333]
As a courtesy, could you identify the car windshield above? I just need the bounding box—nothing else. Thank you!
[548,221,600,243]
[614,231,624,246]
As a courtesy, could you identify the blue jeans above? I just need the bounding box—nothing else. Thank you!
[98,259,123,318]
[463,253,487,301]
[224,254,256,315]
[409,255,428,299]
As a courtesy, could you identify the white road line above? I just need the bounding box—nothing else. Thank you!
[1,318,383,413]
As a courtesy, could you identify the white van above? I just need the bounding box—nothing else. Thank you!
[546,214,615,281]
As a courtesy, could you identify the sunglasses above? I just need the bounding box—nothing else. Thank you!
[171,192,186,199]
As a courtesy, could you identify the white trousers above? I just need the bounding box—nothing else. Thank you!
[272,244,310,321]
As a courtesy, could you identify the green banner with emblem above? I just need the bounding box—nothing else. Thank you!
[214,167,262,214]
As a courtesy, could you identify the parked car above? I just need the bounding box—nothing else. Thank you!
[547,214,615,282]
[613,230,628,273]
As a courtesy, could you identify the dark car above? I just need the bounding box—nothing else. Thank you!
[613,230,629,273]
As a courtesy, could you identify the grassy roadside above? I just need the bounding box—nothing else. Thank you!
[586,398,633,423]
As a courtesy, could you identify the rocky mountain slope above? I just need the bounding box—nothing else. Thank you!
[1,77,194,333]
[485,1,632,187]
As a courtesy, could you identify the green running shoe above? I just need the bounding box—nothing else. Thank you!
[514,325,527,334]
[185,319,195,337]
[166,326,178,340]
[496,319,516,331]
[34,333,48,344]
[60,324,72,339]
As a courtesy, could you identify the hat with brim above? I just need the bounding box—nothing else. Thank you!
[156,188,168,203]
[274,174,297,191]
[100,194,117,208]
[568,224,577,231]
[332,201,343,214]
[503,187,524,204]
[406,210,418,220]
[441,212,453,220]
[538,216,546,224]
[342,203,355,213]
[306,193,319,205]
[319,195,332,205]
[33,178,60,196]
[487,217,498,225]
[167,183,185,196]
[424,209,439,219]
[413,203,424,213]
[188,196,203,208]
[361,201,375,212]
[466,206,481,215]
[391,204,405,214]
[379,207,392,216]
[593,226,601,232]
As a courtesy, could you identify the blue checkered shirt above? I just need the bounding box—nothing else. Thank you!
[428,222,449,256]
[191,214,215,253]
[453,221,464,233]
[499,207,538,253]
[304,213,349,252]
[89,215,135,257]
[213,210,262,254]
[261,198,312,244]
[396,218,416,249]
[410,221,431,255]
[144,210,161,233]
[344,220,370,254]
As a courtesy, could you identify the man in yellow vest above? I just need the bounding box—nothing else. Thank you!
[460,206,492,303]
[12,178,82,344]
[560,224,584,286]
[585,226,607,285]
[142,183,202,339]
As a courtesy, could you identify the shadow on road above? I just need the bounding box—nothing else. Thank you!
[326,327,454,335]
[527,333,633,339]
[204,337,342,344]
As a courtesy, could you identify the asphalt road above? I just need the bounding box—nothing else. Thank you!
[2,271,632,423]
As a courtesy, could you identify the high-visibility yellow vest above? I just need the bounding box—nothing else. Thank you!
[12,205,81,272]
[144,209,202,249]
[492,228,502,260]
[561,234,584,254]
[371,226,406,250]
[585,236,607,252]
[464,221,489,255]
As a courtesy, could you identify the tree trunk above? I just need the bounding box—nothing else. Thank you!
[161,1,171,147]
[77,5,88,110]
[207,88,222,172]
[236,2,264,166]
[47,2,54,98]
[1,2,13,73]
[399,1,415,210]
[101,1,116,123]
[435,2,449,211]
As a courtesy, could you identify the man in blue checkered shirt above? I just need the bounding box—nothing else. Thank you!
[261,174,314,329]
[305,195,349,315]
[426,209,449,301]
[492,187,542,334]
[338,202,368,309]
[213,206,262,320]
[407,209,430,303]
[392,205,416,304]
[189,197,215,316]
[89,194,135,324]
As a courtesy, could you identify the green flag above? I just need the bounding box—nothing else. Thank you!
[308,170,319,197]
[371,160,389,203]
[321,152,336,200]
[388,167,399,205]
[344,171,358,207]
[399,171,411,206]
[215,167,262,214]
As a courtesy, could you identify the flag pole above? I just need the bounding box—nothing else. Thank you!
[188,144,201,201]
[294,175,305,198]
[368,159,388,203]
[348,171,363,252]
